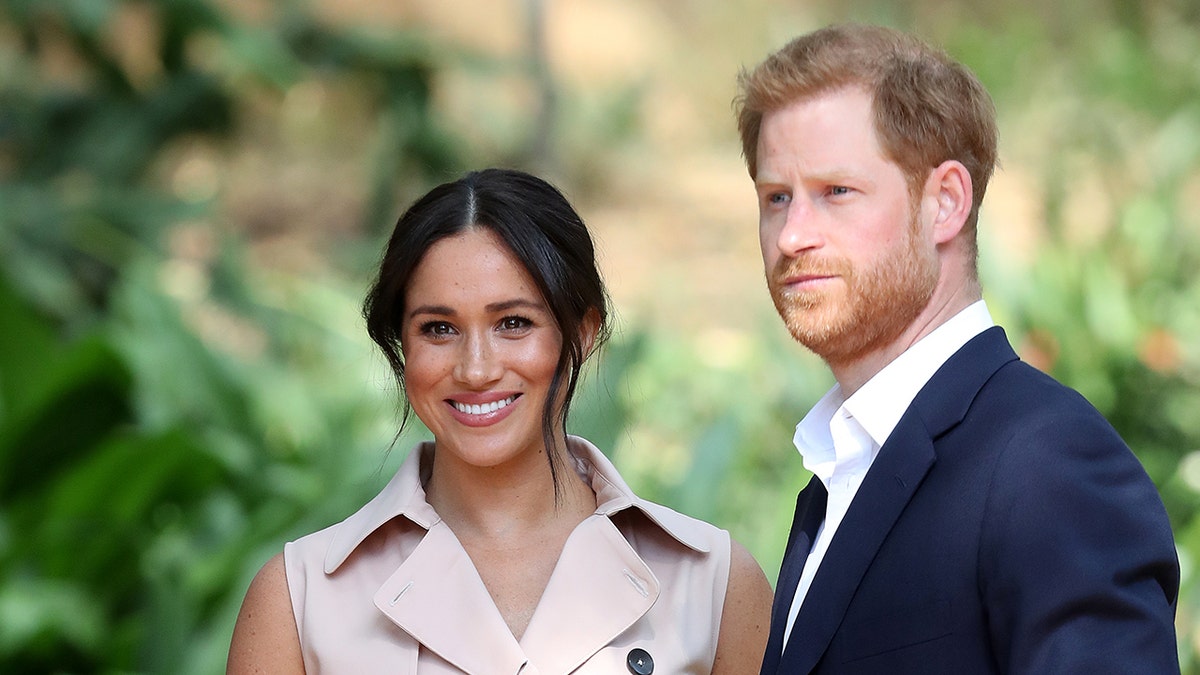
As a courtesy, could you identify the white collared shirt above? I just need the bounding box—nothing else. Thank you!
[781,300,995,648]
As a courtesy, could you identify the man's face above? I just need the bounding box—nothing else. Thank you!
[755,88,940,366]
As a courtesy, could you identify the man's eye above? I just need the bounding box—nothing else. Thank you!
[768,192,790,205]
[829,185,850,196]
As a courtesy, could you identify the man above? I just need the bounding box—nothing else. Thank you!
[735,24,1179,673]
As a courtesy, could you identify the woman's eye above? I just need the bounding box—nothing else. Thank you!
[420,321,455,337]
[499,316,532,331]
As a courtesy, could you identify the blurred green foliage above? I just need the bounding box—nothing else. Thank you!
[0,1,1198,673]
[0,1,459,671]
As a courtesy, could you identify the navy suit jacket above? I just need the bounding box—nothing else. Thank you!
[761,327,1179,674]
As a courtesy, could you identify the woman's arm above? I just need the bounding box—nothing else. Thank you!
[227,553,306,674]
[712,539,774,674]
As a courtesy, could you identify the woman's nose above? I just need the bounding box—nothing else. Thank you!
[452,334,502,386]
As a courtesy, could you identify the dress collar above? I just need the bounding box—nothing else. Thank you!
[323,435,709,573]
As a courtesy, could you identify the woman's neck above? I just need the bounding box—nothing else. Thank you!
[424,443,595,541]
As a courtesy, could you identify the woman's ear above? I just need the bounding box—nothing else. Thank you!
[578,308,601,358]
[925,159,973,244]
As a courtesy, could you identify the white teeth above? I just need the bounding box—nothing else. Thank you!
[454,396,515,415]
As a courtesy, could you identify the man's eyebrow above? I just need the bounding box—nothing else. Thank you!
[757,168,875,190]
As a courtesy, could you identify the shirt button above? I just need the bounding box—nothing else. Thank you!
[626,648,653,674]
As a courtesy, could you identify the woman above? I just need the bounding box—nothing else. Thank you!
[228,168,772,673]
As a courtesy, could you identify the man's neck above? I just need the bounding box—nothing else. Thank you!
[830,283,982,396]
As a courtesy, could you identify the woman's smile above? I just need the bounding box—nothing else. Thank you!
[447,393,522,427]
[401,227,563,470]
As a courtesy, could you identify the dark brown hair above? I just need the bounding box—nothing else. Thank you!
[363,168,611,495]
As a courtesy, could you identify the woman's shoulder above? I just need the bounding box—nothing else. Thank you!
[627,496,732,555]
[569,435,732,557]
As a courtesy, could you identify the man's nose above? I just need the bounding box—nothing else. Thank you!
[452,333,503,387]
[776,199,823,257]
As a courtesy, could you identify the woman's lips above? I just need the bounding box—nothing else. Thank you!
[445,393,521,427]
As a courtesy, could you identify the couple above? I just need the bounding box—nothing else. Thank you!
[228,24,1179,674]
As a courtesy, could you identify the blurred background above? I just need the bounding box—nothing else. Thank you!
[1,0,1198,672]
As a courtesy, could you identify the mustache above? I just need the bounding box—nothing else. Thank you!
[770,255,849,283]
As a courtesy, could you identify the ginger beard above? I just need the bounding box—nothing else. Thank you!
[768,206,940,367]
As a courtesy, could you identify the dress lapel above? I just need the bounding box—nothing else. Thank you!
[374,521,528,675]
[519,514,659,673]
[372,515,658,675]
[368,438,679,674]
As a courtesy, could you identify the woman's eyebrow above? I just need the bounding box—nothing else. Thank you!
[406,298,545,321]
[407,304,454,320]
[485,298,544,313]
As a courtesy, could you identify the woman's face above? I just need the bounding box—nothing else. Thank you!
[402,227,564,473]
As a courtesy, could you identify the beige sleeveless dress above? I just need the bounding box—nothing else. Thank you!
[284,436,732,674]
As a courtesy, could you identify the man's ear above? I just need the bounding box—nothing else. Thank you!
[578,308,601,358]
[925,159,973,244]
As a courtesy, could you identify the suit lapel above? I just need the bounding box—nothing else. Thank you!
[761,476,827,674]
[777,327,1019,673]
[779,422,937,672]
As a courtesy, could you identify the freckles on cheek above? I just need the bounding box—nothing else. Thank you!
[401,348,445,394]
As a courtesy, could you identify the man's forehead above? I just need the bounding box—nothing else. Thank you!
[755,95,888,178]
